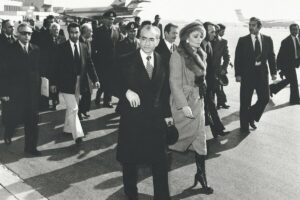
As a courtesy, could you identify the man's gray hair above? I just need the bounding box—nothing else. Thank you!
[140,25,161,39]
[17,22,32,33]
[50,22,60,30]
[81,23,92,33]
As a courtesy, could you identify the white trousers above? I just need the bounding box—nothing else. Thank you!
[61,92,84,140]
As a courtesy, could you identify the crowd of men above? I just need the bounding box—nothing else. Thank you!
[0,10,300,200]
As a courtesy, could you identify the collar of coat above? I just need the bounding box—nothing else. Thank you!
[177,41,206,77]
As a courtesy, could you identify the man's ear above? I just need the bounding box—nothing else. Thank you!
[155,39,160,47]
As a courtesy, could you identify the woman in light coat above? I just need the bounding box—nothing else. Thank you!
[169,21,213,194]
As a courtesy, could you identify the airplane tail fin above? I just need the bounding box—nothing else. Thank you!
[235,9,247,22]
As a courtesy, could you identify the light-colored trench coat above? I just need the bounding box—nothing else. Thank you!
[169,50,207,155]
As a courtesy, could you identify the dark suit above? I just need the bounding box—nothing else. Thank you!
[92,25,119,105]
[116,37,139,57]
[0,34,17,124]
[201,40,225,136]
[30,27,48,47]
[5,41,40,151]
[270,35,300,103]
[117,50,171,200]
[78,36,93,115]
[39,34,65,110]
[235,34,276,130]
[115,37,139,113]
[155,39,177,64]
[212,37,230,105]
[155,39,177,117]
[52,41,99,94]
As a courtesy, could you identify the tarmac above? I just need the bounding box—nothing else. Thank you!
[0,69,300,200]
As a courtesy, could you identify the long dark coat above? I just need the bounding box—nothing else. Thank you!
[92,25,119,93]
[4,42,40,125]
[116,50,171,164]
[0,34,16,97]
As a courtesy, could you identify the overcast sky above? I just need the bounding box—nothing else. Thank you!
[52,0,300,22]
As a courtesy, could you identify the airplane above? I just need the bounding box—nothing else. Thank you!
[235,9,299,28]
[61,0,151,19]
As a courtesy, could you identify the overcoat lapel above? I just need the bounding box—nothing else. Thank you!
[151,52,162,84]
[136,51,153,81]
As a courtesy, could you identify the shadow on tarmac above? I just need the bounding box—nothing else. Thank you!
[0,99,294,199]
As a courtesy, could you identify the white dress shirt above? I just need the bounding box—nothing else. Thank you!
[69,40,80,56]
[140,49,154,68]
[164,39,174,52]
[18,41,29,52]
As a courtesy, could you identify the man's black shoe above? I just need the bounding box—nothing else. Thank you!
[249,119,257,129]
[25,149,42,156]
[218,131,230,136]
[217,104,230,109]
[82,112,90,118]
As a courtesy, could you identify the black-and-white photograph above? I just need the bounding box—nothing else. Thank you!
[0,0,299,199]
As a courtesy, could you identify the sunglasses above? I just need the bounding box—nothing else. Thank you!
[20,32,32,36]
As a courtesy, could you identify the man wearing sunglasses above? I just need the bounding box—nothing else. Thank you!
[4,23,42,156]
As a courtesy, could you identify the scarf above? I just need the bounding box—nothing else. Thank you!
[177,40,206,77]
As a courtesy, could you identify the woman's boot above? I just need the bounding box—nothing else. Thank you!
[192,153,213,194]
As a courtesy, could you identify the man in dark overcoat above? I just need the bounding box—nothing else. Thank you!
[116,25,172,200]
[5,23,41,155]
[92,11,119,108]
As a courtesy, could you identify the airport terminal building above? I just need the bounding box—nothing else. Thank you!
[0,0,58,22]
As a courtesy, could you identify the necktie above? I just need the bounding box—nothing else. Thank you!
[8,36,13,44]
[170,44,173,53]
[146,56,154,79]
[295,37,300,59]
[255,35,262,62]
[23,45,28,54]
[206,43,212,57]
[74,44,81,75]
[53,37,58,45]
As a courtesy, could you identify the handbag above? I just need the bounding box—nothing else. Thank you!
[166,124,179,145]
